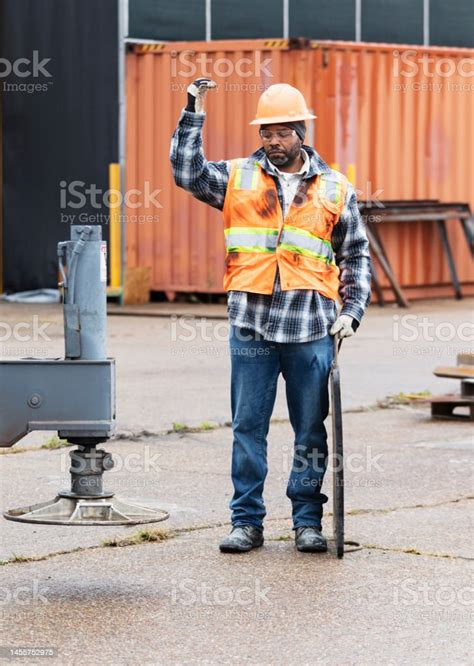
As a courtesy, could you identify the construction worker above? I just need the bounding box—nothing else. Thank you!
[170,81,371,553]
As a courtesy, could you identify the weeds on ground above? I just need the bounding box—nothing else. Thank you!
[378,390,432,408]
[102,528,173,548]
[168,421,216,434]
[41,436,70,450]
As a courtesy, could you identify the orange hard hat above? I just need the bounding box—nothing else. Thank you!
[249,83,317,125]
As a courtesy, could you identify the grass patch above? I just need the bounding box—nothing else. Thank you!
[167,421,218,435]
[0,546,88,566]
[10,554,30,563]
[0,436,70,455]
[41,436,70,450]
[199,422,215,431]
[102,527,174,548]
[378,390,432,408]
[170,422,188,433]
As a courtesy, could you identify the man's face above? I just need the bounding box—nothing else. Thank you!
[260,124,302,167]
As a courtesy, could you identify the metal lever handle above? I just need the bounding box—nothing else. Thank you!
[57,242,68,292]
[332,332,343,368]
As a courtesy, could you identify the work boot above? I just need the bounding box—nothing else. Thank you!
[219,525,264,553]
[295,526,328,553]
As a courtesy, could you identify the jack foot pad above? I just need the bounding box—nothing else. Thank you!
[4,495,170,526]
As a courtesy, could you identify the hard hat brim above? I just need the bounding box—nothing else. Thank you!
[250,112,317,125]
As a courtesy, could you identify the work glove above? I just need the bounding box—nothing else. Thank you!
[185,78,217,114]
[329,314,357,338]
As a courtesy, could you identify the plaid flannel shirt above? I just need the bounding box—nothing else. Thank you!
[170,109,371,343]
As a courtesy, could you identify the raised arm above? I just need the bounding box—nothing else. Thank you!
[169,78,230,211]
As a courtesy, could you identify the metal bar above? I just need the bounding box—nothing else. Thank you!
[370,258,385,306]
[369,224,391,267]
[423,0,430,46]
[125,38,168,45]
[330,333,344,558]
[206,0,212,41]
[122,0,129,36]
[460,218,474,256]
[128,38,473,55]
[367,227,409,308]
[361,200,440,206]
[0,359,115,447]
[283,0,289,39]
[355,0,361,41]
[436,219,462,300]
[367,212,472,223]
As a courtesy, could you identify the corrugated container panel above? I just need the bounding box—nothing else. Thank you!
[125,39,474,299]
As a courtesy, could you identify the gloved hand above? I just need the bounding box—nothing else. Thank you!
[185,78,217,114]
[329,314,356,338]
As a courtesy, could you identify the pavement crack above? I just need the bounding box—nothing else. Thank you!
[0,546,94,567]
[346,495,473,517]
[2,504,472,566]
[1,499,471,566]
[0,523,230,567]
[0,402,419,455]
[359,543,472,561]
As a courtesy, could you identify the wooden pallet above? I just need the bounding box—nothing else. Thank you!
[433,366,474,379]
[430,395,474,421]
[430,353,474,421]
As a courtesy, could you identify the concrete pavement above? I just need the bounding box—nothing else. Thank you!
[1,298,473,435]
[0,523,471,664]
[0,299,473,664]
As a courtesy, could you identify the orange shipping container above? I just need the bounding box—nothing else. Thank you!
[125,39,474,301]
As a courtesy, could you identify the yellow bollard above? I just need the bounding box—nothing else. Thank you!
[108,163,121,292]
[347,163,356,187]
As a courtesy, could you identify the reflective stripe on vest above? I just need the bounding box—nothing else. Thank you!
[224,226,278,253]
[279,225,335,265]
[233,160,260,190]
[319,173,343,205]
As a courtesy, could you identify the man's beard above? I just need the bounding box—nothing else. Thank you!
[265,142,301,167]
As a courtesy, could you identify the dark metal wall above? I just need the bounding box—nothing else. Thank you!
[129,0,474,47]
[1,0,118,292]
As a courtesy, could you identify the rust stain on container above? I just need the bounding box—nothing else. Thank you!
[125,39,474,299]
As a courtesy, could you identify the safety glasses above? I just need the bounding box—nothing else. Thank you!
[259,129,296,141]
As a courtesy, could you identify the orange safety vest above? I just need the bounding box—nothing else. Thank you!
[222,158,348,301]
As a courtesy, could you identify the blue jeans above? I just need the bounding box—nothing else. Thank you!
[229,325,334,530]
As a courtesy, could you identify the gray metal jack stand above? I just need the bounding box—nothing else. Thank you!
[1,225,169,526]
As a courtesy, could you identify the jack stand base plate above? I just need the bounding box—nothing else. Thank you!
[3,495,170,526]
